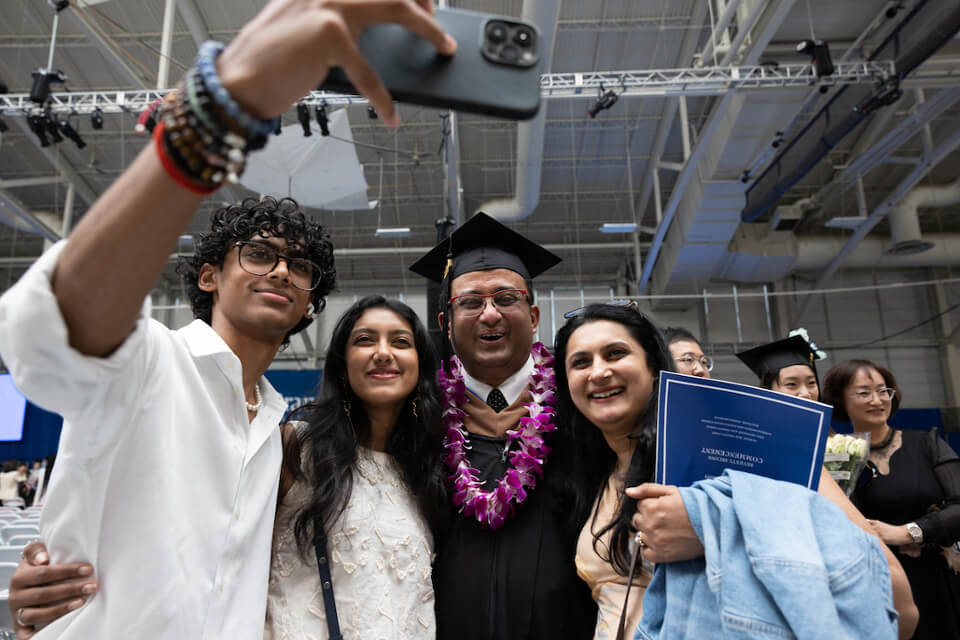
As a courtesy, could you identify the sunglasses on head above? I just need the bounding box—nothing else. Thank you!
[562,299,638,319]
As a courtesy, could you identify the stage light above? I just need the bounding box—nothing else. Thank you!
[796,40,834,78]
[27,114,50,146]
[90,107,103,130]
[366,106,378,120]
[315,103,330,136]
[296,102,312,137]
[0,118,8,133]
[588,89,619,118]
[44,112,63,144]
[59,119,86,149]
[29,69,65,104]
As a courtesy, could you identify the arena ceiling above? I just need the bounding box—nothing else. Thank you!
[1,0,959,303]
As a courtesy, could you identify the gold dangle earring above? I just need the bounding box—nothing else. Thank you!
[411,395,420,419]
[342,378,354,428]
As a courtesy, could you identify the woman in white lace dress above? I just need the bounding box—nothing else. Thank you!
[265,296,447,640]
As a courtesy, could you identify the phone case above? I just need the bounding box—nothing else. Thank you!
[320,7,543,120]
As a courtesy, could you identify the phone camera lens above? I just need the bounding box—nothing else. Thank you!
[500,44,520,63]
[514,28,533,47]
[487,22,507,43]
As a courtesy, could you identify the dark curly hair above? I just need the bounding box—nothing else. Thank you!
[177,197,336,346]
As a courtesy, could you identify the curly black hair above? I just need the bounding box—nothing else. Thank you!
[177,197,336,347]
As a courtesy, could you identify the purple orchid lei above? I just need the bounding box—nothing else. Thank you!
[439,342,557,530]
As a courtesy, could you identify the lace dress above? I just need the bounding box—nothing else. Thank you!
[264,449,436,640]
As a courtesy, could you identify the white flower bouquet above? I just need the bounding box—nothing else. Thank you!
[824,433,870,496]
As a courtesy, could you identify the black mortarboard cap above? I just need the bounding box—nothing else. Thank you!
[736,335,821,380]
[409,212,561,284]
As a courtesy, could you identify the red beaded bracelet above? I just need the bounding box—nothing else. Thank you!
[153,122,219,196]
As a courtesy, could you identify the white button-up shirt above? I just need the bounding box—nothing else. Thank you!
[462,355,534,405]
[0,243,286,639]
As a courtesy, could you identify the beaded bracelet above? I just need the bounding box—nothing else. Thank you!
[153,122,218,195]
[159,83,247,189]
[195,41,279,142]
[153,40,277,193]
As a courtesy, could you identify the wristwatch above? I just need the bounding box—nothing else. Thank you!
[905,522,924,544]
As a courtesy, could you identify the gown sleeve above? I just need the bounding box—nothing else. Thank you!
[916,428,960,546]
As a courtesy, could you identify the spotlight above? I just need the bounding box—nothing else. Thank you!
[796,39,834,78]
[588,89,619,118]
[315,102,330,136]
[27,114,50,146]
[59,119,86,149]
[29,69,65,104]
[0,118,8,133]
[366,106,378,120]
[90,107,103,130]
[296,102,312,137]
[740,170,751,184]
[44,111,63,144]
[0,82,7,94]
[885,1,905,18]
[771,131,784,149]
[853,79,902,115]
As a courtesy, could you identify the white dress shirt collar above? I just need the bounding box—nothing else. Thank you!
[462,355,534,406]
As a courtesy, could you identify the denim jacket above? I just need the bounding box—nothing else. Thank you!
[635,470,898,640]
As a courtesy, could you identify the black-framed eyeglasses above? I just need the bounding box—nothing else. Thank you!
[674,353,714,372]
[563,299,638,319]
[448,289,529,317]
[234,241,323,291]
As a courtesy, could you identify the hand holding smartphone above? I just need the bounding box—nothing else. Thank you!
[321,8,544,120]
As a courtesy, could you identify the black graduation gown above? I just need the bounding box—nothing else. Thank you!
[433,432,597,640]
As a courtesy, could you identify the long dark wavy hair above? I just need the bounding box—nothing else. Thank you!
[553,303,673,575]
[290,296,447,553]
[177,196,336,347]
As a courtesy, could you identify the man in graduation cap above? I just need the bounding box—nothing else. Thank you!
[411,212,596,640]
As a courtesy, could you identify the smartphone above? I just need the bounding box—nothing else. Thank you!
[320,7,543,120]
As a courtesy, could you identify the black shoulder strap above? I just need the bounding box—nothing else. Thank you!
[314,532,344,640]
[615,540,643,640]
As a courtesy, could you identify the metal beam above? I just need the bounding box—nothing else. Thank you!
[174,0,210,46]
[0,62,896,115]
[157,0,177,89]
[639,0,798,292]
[793,126,960,324]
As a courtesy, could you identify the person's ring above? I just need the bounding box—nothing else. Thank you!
[634,530,645,548]
[16,607,28,627]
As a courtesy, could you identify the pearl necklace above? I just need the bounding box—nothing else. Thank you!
[245,382,263,413]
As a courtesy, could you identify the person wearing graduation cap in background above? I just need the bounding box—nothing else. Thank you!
[410,212,597,640]
[736,330,825,402]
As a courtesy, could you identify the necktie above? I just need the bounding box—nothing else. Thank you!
[486,388,508,413]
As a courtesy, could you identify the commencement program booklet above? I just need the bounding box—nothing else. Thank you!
[655,371,832,490]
